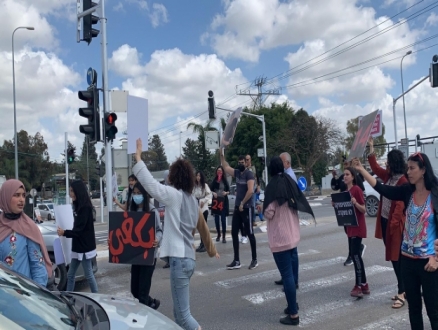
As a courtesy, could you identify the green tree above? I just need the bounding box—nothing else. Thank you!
[76,137,99,190]
[147,134,169,171]
[0,130,53,191]
[345,118,387,158]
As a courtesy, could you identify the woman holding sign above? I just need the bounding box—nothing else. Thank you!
[342,167,369,298]
[210,165,230,243]
[353,154,438,330]
[367,137,407,309]
[129,182,162,310]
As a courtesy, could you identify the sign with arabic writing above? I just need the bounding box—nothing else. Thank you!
[108,211,156,265]
[331,192,358,227]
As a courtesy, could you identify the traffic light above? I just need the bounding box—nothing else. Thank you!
[208,90,216,119]
[431,62,438,88]
[78,86,100,144]
[82,0,100,44]
[67,147,76,165]
[416,134,422,147]
[104,113,118,141]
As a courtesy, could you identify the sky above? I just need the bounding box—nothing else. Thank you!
[1,0,438,166]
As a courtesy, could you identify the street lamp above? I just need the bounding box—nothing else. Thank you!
[12,26,34,179]
[400,50,412,140]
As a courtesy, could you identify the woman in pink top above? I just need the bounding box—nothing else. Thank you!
[263,156,314,326]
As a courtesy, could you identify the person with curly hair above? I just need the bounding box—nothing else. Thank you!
[368,137,407,309]
[133,138,219,330]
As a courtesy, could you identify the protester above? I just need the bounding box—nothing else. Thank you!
[367,138,407,308]
[263,156,314,326]
[193,170,212,253]
[331,157,366,266]
[113,174,138,211]
[353,153,438,329]
[57,180,98,293]
[210,165,230,243]
[334,167,369,297]
[129,182,162,309]
[133,138,218,330]
[0,179,51,287]
[220,152,258,270]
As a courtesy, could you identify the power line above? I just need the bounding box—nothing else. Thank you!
[265,0,430,84]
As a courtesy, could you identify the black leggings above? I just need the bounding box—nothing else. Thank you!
[199,210,209,247]
[401,255,438,330]
[131,259,156,306]
[231,207,256,261]
[349,237,367,286]
[381,216,404,294]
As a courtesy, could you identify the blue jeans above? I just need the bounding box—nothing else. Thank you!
[66,257,98,293]
[273,248,298,315]
[214,213,227,236]
[169,257,199,330]
[292,247,299,286]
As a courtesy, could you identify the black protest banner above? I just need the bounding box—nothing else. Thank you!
[211,196,225,215]
[348,110,379,160]
[108,211,156,265]
[331,192,358,227]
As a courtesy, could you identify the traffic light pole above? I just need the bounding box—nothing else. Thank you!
[99,0,113,212]
[65,132,69,205]
[99,155,104,223]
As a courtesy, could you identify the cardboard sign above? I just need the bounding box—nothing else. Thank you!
[358,109,382,138]
[108,211,156,265]
[211,196,225,215]
[220,107,243,148]
[331,192,358,227]
[348,110,379,160]
[54,205,74,265]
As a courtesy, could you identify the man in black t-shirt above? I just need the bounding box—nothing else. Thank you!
[220,152,258,270]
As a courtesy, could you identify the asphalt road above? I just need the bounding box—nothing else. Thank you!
[76,198,429,330]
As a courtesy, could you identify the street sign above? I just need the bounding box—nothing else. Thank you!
[400,138,409,145]
[29,188,37,197]
[87,67,97,86]
[298,176,307,192]
[205,131,220,149]
[257,148,264,157]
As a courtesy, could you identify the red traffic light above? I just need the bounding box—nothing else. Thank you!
[105,113,117,124]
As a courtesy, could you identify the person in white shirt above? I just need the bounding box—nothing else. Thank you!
[193,170,212,252]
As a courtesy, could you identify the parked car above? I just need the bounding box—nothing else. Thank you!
[364,178,380,217]
[36,202,56,220]
[90,191,100,199]
[37,220,98,291]
[0,262,183,330]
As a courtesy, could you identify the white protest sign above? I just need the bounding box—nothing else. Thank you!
[54,204,74,265]
[127,95,149,154]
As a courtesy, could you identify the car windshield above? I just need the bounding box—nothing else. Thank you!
[0,264,77,329]
[47,204,54,210]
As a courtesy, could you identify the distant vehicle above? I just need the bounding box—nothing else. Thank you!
[0,175,6,190]
[0,262,183,330]
[36,203,56,220]
[91,191,101,199]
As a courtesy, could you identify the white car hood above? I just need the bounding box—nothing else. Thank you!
[73,292,182,330]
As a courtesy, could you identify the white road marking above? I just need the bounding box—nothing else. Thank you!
[242,265,392,305]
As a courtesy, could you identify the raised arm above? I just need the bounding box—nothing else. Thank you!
[220,149,235,177]
[367,138,388,180]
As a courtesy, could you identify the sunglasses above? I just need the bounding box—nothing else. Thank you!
[410,152,424,163]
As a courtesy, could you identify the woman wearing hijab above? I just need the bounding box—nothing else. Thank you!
[57,180,98,293]
[262,156,315,326]
[0,179,52,287]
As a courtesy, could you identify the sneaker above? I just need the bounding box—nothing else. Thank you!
[227,260,241,269]
[361,244,367,258]
[197,246,206,253]
[344,256,353,266]
[222,237,227,243]
[275,279,283,285]
[361,283,370,295]
[241,237,248,244]
[280,316,299,326]
[248,259,258,270]
[216,235,220,242]
[350,285,364,298]
[163,263,170,269]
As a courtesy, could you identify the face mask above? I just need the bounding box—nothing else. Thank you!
[132,195,144,205]
[237,164,245,172]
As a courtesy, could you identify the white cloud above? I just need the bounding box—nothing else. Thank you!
[113,2,125,12]
[108,45,248,161]
[149,3,169,28]
[426,12,438,27]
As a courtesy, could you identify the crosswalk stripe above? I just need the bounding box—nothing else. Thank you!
[352,310,429,330]
[300,286,394,327]
[242,265,392,305]
[214,257,345,289]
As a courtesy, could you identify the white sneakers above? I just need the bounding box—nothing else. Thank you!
[239,236,248,244]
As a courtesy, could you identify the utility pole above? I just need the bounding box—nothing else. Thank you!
[236,76,281,110]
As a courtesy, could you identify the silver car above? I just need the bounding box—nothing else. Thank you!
[0,262,183,330]
[36,202,56,220]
